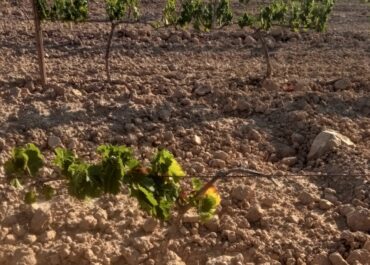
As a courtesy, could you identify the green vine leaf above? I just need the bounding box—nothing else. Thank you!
[106,0,140,21]
[196,186,221,221]
[151,149,186,182]
[24,190,37,204]
[191,178,203,191]
[36,0,88,22]
[5,144,44,178]
[54,147,77,176]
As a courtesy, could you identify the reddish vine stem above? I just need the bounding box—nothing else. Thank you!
[105,22,118,82]
[176,167,274,222]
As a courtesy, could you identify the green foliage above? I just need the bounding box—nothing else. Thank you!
[54,148,77,176]
[4,144,44,178]
[162,0,233,30]
[150,149,185,182]
[106,0,140,21]
[65,162,100,199]
[36,0,50,20]
[54,145,139,199]
[97,145,139,194]
[36,0,88,21]
[162,0,333,32]
[125,149,185,220]
[5,143,222,222]
[54,148,100,199]
[191,178,203,191]
[24,190,37,204]
[238,0,334,32]
[162,0,177,26]
[238,12,255,28]
[196,186,221,221]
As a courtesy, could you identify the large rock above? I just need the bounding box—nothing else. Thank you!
[142,217,158,233]
[334,78,351,90]
[47,135,62,149]
[346,249,370,265]
[30,207,52,234]
[308,129,355,160]
[10,248,37,265]
[346,207,370,232]
[246,205,264,223]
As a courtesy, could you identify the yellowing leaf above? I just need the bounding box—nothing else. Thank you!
[168,159,186,179]
[204,186,221,206]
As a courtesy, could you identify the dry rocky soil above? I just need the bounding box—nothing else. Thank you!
[0,0,370,264]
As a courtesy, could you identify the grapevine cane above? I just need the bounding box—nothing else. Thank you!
[256,29,272,79]
[176,167,276,224]
[31,0,47,87]
[105,22,118,82]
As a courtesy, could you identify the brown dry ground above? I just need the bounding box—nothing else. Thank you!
[0,0,369,265]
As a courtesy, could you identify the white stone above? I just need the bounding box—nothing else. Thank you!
[308,129,354,160]
[319,199,333,210]
[193,135,202,145]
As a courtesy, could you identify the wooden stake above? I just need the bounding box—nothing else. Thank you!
[31,0,46,87]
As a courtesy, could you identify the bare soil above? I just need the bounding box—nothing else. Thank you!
[0,0,369,264]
